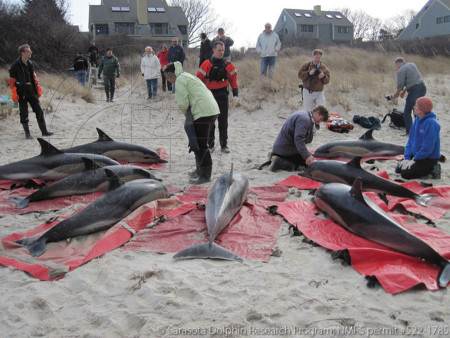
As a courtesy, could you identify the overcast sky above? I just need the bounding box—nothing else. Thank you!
[67,0,427,48]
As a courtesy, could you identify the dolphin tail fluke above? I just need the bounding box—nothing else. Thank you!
[415,193,438,207]
[173,242,243,262]
[15,237,47,257]
[10,196,30,209]
[438,262,450,288]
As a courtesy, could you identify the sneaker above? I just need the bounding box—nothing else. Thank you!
[221,146,230,154]
[110,99,114,103]
[106,99,110,102]
[431,163,441,179]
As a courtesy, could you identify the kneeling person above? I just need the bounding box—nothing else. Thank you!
[270,105,329,172]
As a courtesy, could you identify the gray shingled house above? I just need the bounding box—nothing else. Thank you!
[274,5,353,43]
[397,0,450,40]
[89,0,189,46]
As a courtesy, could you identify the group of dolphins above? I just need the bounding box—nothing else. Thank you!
[0,128,448,288]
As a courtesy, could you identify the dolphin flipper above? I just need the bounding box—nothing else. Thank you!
[438,262,450,288]
[15,237,47,257]
[173,242,243,262]
[10,196,30,209]
[415,193,437,207]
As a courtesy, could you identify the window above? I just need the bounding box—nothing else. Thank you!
[178,25,187,35]
[111,6,120,12]
[95,24,108,35]
[112,6,129,12]
[150,23,169,35]
[148,7,157,12]
[335,14,342,19]
[283,15,286,22]
[121,7,130,12]
[437,15,450,24]
[156,7,165,12]
[301,24,313,32]
[337,26,350,34]
[416,23,419,29]
[326,14,333,19]
[294,12,302,17]
[304,13,311,18]
[115,22,135,35]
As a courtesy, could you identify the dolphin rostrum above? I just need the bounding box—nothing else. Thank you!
[0,138,119,182]
[300,156,436,206]
[313,129,405,159]
[174,165,249,261]
[314,178,450,288]
[10,158,160,209]
[15,172,170,257]
[63,128,167,164]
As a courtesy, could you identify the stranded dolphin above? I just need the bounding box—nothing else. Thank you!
[313,129,405,159]
[15,172,170,257]
[0,138,119,182]
[174,166,249,261]
[314,178,450,288]
[10,158,160,209]
[63,128,167,164]
[300,156,436,206]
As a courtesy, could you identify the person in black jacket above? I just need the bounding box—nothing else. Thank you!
[9,44,53,139]
[199,33,213,67]
[73,52,89,86]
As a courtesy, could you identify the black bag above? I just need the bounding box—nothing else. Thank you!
[381,109,405,129]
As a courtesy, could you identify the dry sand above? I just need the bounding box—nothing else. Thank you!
[0,72,448,337]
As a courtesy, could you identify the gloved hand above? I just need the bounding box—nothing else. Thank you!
[398,159,409,169]
[232,96,239,106]
[403,160,415,170]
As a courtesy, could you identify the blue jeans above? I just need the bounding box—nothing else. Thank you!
[260,56,276,78]
[76,70,86,86]
[146,78,158,98]
[404,84,426,134]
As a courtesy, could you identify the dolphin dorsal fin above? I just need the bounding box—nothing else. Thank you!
[349,177,366,204]
[359,129,374,140]
[37,138,63,156]
[82,157,103,171]
[347,156,363,169]
[228,164,234,187]
[105,168,125,191]
[96,128,114,142]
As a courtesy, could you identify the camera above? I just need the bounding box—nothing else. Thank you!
[385,94,393,101]
[314,69,320,76]
[299,83,303,89]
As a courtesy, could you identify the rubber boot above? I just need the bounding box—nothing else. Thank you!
[22,123,33,139]
[38,120,54,137]
[190,166,212,185]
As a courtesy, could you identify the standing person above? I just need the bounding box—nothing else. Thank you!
[9,44,54,139]
[73,52,89,86]
[395,97,441,180]
[197,41,239,154]
[269,105,329,172]
[199,32,213,67]
[88,41,99,67]
[157,43,171,92]
[163,62,220,184]
[387,57,426,135]
[298,49,331,111]
[141,46,161,99]
[98,48,120,102]
[167,37,186,93]
[256,23,281,78]
[212,28,234,61]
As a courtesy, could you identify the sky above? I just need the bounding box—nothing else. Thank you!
[67,0,428,48]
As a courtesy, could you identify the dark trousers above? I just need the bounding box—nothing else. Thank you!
[209,90,229,148]
[404,84,426,134]
[104,75,116,100]
[270,153,306,171]
[194,115,217,167]
[160,69,172,92]
[19,95,45,125]
[397,158,438,180]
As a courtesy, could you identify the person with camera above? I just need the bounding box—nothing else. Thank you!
[298,49,330,111]
[386,57,426,136]
[395,97,440,180]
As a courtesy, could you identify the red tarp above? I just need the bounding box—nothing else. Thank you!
[0,148,168,190]
[275,200,450,294]
[277,174,450,221]
[123,186,289,262]
[0,195,196,280]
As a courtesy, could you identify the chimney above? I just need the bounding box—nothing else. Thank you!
[137,0,147,25]
[314,5,322,16]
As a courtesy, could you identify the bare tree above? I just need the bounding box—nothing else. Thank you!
[169,0,229,46]
[338,8,382,41]
[382,10,416,38]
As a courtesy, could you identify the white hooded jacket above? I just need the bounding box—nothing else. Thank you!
[141,53,161,80]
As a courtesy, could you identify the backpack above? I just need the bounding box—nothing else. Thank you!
[381,109,405,129]
[207,59,230,82]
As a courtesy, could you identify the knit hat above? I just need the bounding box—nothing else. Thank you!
[416,97,433,113]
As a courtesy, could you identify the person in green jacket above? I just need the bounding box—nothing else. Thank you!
[163,62,220,184]
[98,48,120,102]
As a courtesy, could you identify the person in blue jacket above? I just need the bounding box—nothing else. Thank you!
[395,97,441,179]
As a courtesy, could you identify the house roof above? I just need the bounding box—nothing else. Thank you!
[283,8,353,26]
[439,0,450,9]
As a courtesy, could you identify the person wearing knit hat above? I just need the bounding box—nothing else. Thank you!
[387,57,426,135]
[395,97,441,179]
